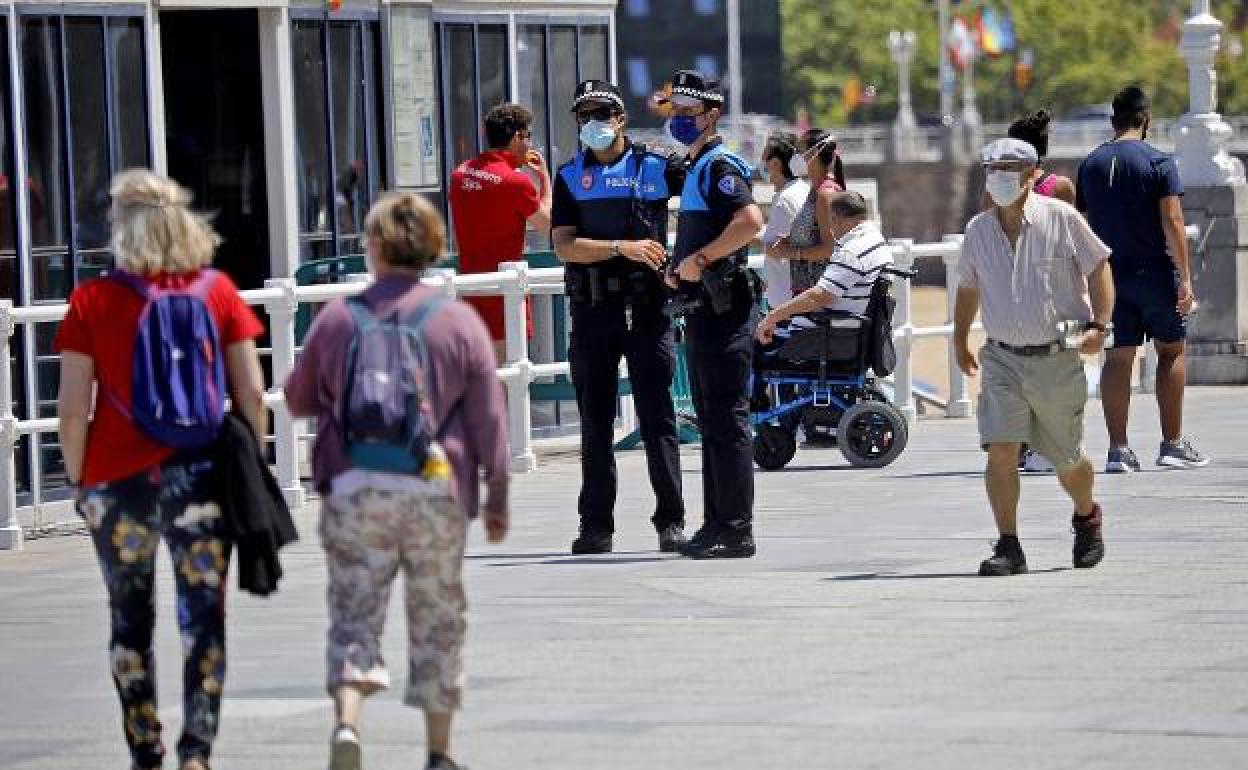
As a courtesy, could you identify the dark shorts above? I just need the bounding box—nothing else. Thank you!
[1112,268,1186,348]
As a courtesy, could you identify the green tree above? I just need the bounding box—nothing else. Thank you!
[781,1,1248,127]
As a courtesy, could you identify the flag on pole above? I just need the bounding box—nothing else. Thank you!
[1014,48,1035,91]
[978,7,1015,57]
[841,75,863,114]
[948,17,977,71]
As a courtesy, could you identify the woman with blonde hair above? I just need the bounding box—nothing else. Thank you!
[55,169,267,770]
[285,191,510,770]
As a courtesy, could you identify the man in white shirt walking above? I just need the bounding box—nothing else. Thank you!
[758,134,810,308]
[954,138,1115,577]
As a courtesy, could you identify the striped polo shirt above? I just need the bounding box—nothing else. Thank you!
[958,193,1111,346]
[814,220,894,315]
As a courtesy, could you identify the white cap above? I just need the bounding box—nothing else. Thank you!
[982,138,1039,165]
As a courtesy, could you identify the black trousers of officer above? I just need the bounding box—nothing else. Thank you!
[684,284,756,533]
[568,297,684,534]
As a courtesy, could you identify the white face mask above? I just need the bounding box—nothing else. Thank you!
[985,170,1025,207]
[789,153,809,178]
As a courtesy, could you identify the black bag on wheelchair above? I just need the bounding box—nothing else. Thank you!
[867,278,898,377]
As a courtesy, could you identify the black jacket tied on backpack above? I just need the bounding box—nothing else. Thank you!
[210,412,298,596]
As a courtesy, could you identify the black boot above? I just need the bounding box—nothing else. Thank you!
[680,527,755,559]
[570,530,613,555]
[978,536,1027,576]
[657,524,688,553]
[1071,504,1105,569]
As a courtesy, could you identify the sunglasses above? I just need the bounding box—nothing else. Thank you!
[575,106,617,124]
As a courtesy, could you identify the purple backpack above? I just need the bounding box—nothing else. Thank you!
[340,295,448,474]
[105,269,227,450]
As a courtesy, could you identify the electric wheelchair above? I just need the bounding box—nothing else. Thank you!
[751,266,914,470]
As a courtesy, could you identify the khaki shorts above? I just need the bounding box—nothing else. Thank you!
[977,343,1088,470]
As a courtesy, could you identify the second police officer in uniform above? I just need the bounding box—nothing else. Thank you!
[664,70,765,559]
[552,79,689,555]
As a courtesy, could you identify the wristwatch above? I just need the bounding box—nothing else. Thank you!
[609,240,621,258]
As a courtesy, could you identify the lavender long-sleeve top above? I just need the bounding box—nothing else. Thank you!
[284,274,509,516]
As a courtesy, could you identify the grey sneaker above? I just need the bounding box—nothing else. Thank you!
[1105,446,1141,474]
[1018,448,1054,473]
[1157,438,1211,469]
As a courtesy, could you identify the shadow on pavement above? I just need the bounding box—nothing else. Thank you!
[485,555,671,567]
[825,567,1073,581]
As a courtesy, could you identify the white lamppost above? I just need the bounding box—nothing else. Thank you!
[890,30,918,129]
[960,46,982,156]
[889,30,918,161]
[1175,0,1245,186]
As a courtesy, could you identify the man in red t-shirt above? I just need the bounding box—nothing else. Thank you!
[448,103,552,361]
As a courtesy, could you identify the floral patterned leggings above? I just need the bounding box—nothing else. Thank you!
[321,472,468,712]
[77,457,230,769]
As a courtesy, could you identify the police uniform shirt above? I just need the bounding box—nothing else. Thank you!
[673,138,755,264]
[551,139,685,245]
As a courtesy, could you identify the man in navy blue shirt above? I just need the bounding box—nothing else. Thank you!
[1077,85,1209,472]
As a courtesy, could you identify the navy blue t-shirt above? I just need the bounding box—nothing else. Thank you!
[1076,139,1183,275]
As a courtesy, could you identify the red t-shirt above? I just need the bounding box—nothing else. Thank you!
[448,150,539,340]
[54,270,265,486]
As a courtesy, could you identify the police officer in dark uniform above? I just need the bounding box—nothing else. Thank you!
[552,79,688,555]
[663,69,765,559]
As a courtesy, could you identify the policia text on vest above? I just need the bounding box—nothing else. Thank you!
[552,79,689,556]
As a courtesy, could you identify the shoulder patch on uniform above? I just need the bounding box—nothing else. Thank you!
[580,170,595,191]
[717,175,738,195]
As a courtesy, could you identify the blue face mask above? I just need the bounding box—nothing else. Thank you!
[579,119,617,151]
[666,115,703,146]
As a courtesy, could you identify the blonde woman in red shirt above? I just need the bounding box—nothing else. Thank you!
[56,170,266,770]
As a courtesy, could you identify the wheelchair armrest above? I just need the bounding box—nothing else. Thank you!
[808,309,870,324]
[881,266,916,280]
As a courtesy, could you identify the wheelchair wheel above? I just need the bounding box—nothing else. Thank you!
[754,424,797,470]
[837,401,907,468]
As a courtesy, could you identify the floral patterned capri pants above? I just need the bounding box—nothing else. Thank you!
[77,456,230,769]
[320,471,469,712]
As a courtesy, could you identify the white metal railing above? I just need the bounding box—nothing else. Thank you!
[0,225,1199,550]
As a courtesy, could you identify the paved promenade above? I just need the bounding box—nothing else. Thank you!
[2,387,1246,770]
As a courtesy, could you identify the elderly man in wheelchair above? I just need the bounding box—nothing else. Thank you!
[752,191,912,469]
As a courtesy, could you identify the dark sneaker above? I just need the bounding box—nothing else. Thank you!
[1157,438,1211,469]
[1071,504,1105,569]
[329,724,360,770]
[657,524,688,553]
[1105,446,1141,474]
[1018,448,1054,473]
[680,528,756,559]
[426,755,466,770]
[978,538,1028,576]
[684,525,719,549]
[570,531,613,555]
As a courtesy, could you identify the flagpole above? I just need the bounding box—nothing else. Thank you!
[727,0,743,119]
[938,0,953,122]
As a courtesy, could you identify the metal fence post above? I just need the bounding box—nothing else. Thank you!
[0,300,23,551]
[264,278,304,510]
[500,261,537,472]
[889,239,917,425]
[942,234,974,418]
